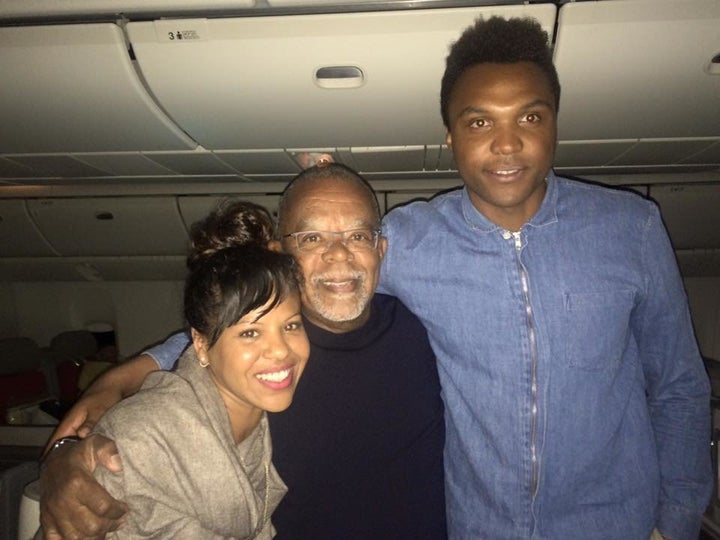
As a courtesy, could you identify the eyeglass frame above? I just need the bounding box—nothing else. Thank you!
[282,228,382,254]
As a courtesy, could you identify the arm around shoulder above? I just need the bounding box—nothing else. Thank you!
[48,353,160,442]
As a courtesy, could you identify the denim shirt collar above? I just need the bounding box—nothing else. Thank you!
[460,171,560,233]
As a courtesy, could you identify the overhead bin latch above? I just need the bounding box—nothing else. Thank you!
[707,52,720,75]
[314,66,365,89]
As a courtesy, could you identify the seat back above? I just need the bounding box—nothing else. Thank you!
[17,478,41,540]
[0,338,43,375]
[49,330,98,363]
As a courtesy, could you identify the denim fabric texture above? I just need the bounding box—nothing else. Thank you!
[145,331,189,370]
[380,173,712,540]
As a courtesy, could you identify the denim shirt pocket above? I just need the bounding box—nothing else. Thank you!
[564,290,635,371]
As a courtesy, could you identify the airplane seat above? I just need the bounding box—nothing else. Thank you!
[0,461,39,540]
[0,338,51,424]
[0,338,43,375]
[54,361,83,405]
[17,477,41,540]
[49,330,98,363]
[48,330,99,404]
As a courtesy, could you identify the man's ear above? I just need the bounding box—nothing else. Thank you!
[377,236,388,260]
[268,239,283,253]
[445,131,453,151]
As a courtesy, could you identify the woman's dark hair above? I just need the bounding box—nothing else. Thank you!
[440,16,561,129]
[184,200,301,347]
[186,199,275,270]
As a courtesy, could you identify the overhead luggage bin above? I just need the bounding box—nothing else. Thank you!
[125,4,556,151]
[553,0,720,169]
[0,23,198,154]
[26,197,190,256]
[0,200,57,257]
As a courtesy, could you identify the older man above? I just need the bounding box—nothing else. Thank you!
[39,164,446,540]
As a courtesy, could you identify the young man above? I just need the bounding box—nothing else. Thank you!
[39,164,446,539]
[379,16,711,540]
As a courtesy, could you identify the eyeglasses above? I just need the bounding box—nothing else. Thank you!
[283,228,381,254]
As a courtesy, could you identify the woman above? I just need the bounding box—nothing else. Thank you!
[91,200,309,538]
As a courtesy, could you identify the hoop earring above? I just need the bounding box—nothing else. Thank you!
[199,355,209,368]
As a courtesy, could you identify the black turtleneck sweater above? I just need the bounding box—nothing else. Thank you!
[269,294,447,540]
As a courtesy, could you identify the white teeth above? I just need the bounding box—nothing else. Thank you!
[256,369,291,382]
[494,169,519,176]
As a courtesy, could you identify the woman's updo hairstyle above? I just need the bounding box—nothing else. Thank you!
[184,199,301,348]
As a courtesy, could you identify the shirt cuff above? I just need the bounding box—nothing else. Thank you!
[142,331,191,371]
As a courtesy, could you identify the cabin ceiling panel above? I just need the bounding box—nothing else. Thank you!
[609,139,720,167]
[554,141,637,168]
[681,141,720,166]
[142,151,239,175]
[5,155,112,178]
[178,194,283,230]
[73,153,177,176]
[436,146,456,171]
[339,147,427,173]
[214,150,304,176]
[0,158,35,179]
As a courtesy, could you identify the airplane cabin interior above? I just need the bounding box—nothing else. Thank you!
[0,0,719,538]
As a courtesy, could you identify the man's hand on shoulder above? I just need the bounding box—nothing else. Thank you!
[46,388,124,447]
[46,353,159,445]
[39,434,127,539]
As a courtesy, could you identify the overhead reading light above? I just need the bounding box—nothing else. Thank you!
[314,66,365,89]
[707,52,720,75]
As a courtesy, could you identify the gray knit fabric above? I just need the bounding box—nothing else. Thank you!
[93,347,286,539]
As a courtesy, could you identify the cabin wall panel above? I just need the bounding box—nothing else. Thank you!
[685,277,720,362]
[0,282,18,339]
[9,281,184,358]
[107,281,185,357]
[2,276,718,370]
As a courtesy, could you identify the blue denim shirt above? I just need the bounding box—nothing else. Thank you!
[380,174,711,540]
[145,331,189,370]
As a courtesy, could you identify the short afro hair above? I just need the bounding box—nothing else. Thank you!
[440,16,561,129]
